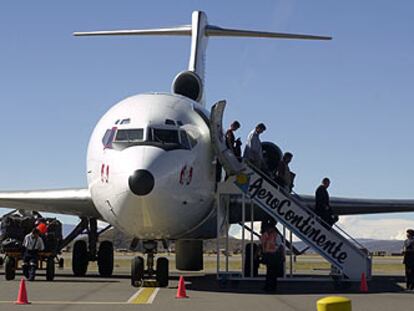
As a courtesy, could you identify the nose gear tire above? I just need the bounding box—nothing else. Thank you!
[156,257,169,287]
[131,256,144,287]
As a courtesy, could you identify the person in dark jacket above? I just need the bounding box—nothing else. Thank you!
[225,121,242,161]
[403,229,414,290]
[275,152,294,191]
[315,178,338,226]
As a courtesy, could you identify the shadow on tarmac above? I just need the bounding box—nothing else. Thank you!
[0,270,406,294]
[168,274,406,295]
[0,271,121,283]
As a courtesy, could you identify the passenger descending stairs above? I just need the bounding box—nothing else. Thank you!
[210,100,371,281]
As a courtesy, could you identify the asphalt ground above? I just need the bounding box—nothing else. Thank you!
[0,257,412,311]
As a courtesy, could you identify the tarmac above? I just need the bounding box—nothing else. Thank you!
[0,261,412,311]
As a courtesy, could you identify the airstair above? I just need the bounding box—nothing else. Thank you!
[210,100,371,281]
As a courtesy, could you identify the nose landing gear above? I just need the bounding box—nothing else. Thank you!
[131,240,169,287]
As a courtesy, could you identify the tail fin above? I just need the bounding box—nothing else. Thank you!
[74,11,331,105]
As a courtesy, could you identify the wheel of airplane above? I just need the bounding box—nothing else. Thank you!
[72,240,89,276]
[0,256,3,266]
[131,256,144,287]
[4,256,16,280]
[98,241,114,277]
[46,256,55,281]
[156,257,169,287]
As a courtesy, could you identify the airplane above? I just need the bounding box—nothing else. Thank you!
[1,11,414,287]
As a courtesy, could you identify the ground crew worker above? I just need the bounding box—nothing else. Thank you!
[243,123,266,169]
[225,121,242,161]
[275,152,294,191]
[260,220,281,292]
[22,228,45,281]
[403,229,414,290]
[315,178,338,227]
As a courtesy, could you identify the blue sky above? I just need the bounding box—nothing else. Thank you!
[0,1,413,238]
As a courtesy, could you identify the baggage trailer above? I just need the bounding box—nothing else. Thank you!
[3,249,61,281]
[1,212,64,281]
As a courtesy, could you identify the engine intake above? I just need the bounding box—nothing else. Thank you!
[172,71,203,102]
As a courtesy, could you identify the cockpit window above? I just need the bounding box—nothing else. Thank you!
[180,131,191,150]
[102,127,117,148]
[102,126,192,151]
[150,129,179,144]
[114,129,144,142]
[147,128,191,151]
[165,119,175,125]
[187,133,198,148]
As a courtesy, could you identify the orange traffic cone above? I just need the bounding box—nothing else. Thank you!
[176,276,188,299]
[360,272,368,293]
[15,278,30,305]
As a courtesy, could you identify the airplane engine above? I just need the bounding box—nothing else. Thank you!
[172,71,203,102]
[175,239,203,271]
[262,141,283,172]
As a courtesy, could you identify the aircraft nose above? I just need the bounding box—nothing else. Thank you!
[128,169,155,196]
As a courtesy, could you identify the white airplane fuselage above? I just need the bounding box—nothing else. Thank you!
[87,93,217,239]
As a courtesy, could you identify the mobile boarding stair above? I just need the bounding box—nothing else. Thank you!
[210,100,372,282]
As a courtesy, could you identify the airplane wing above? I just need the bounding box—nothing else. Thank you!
[300,195,414,215]
[228,195,414,224]
[0,188,101,219]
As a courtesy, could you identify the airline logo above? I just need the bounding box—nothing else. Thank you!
[179,165,193,185]
[101,164,110,183]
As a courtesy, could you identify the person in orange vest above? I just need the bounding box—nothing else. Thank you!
[260,220,282,292]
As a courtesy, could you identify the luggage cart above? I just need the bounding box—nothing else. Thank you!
[1,214,64,281]
[3,249,57,281]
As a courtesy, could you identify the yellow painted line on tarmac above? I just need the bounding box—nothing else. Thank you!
[127,287,159,304]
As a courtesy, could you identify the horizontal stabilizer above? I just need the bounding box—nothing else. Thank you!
[73,25,191,37]
[205,25,331,40]
[74,24,331,41]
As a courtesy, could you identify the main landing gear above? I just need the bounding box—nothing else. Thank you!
[65,218,113,277]
[131,240,169,287]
